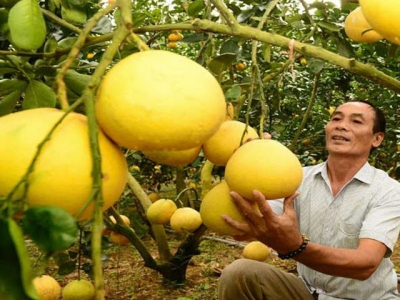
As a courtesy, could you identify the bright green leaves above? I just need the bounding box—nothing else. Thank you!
[0,79,27,116]
[8,0,47,51]
[0,219,38,300]
[23,80,57,109]
[22,206,79,253]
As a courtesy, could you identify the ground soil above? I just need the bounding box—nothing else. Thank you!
[36,232,400,300]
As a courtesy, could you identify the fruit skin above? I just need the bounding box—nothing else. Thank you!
[300,58,307,66]
[146,199,178,225]
[359,0,400,45]
[33,275,61,300]
[110,214,130,226]
[235,62,246,71]
[143,146,201,167]
[96,50,226,151]
[242,241,271,262]
[170,207,202,233]
[62,279,95,300]
[344,7,383,43]
[202,120,259,166]
[109,231,130,245]
[148,192,161,203]
[200,181,255,236]
[0,108,128,220]
[225,139,303,200]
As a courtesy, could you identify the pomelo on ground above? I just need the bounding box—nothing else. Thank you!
[33,275,61,300]
[109,231,130,245]
[202,120,259,166]
[142,146,201,167]
[344,7,383,43]
[170,207,202,233]
[225,139,302,200]
[62,279,95,300]
[110,214,131,226]
[359,0,400,45]
[200,181,257,236]
[0,108,128,220]
[242,241,271,262]
[146,199,178,225]
[95,50,226,151]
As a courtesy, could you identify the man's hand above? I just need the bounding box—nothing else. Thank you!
[221,190,303,254]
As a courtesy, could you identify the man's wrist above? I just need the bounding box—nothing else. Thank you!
[277,234,309,260]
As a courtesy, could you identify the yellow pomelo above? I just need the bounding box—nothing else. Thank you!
[202,120,259,166]
[200,181,256,236]
[110,214,131,226]
[146,199,178,225]
[170,207,202,233]
[143,146,201,167]
[359,0,400,45]
[0,108,128,220]
[225,139,303,200]
[109,231,130,245]
[62,279,95,300]
[242,241,271,262]
[344,7,383,43]
[33,275,61,300]
[96,50,226,151]
[148,192,161,203]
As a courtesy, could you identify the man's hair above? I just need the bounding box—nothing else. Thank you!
[350,99,386,134]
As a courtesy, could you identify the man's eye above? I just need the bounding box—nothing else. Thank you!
[353,120,362,124]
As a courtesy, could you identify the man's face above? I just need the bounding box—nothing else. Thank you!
[325,102,383,157]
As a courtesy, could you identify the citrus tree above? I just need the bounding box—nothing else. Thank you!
[1,0,400,299]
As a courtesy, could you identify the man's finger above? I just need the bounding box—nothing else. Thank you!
[282,191,300,213]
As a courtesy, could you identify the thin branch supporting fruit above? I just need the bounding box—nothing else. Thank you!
[289,73,321,152]
[127,172,172,260]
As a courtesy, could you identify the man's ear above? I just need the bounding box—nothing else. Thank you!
[372,132,385,148]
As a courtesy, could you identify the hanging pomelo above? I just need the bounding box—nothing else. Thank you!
[202,120,259,166]
[344,7,383,43]
[95,50,226,151]
[0,108,128,220]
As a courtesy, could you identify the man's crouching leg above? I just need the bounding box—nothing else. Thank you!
[218,258,315,300]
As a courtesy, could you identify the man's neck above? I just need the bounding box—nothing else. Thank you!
[326,155,368,196]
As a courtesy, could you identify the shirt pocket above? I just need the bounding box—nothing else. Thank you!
[337,222,361,249]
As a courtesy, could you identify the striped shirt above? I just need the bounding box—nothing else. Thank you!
[291,162,400,299]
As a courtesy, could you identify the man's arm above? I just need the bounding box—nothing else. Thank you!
[222,190,387,280]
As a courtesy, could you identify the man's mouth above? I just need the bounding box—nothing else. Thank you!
[332,135,349,142]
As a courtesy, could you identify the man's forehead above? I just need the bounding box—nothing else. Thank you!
[336,102,374,113]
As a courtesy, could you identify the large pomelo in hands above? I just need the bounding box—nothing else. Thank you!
[0,108,128,220]
[200,181,257,236]
[225,139,302,200]
[202,120,259,166]
[359,0,400,45]
[95,50,226,151]
[344,7,383,43]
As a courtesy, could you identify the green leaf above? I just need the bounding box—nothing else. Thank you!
[0,89,23,116]
[317,21,341,32]
[0,219,38,300]
[208,53,237,75]
[187,0,204,17]
[225,84,241,102]
[0,79,27,96]
[23,80,56,109]
[22,206,79,253]
[308,58,325,74]
[57,261,77,276]
[8,0,47,51]
[262,43,271,63]
[220,40,240,55]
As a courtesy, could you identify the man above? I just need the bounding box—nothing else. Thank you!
[218,100,400,299]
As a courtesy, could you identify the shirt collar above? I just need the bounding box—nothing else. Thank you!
[316,161,374,185]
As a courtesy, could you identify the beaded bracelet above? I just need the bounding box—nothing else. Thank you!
[278,234,309,260]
